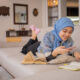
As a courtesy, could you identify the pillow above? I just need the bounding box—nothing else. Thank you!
[48,54,75,64]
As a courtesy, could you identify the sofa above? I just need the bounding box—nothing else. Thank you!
[0,47,61,79]
[0,26,80,80]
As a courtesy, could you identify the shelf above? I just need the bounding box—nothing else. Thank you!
[6,30,32,37]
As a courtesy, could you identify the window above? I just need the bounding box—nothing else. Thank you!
[67,0,79,25]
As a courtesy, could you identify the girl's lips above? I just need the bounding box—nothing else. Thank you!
[63,36,68,40]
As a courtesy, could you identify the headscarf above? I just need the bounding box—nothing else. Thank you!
[53,17,74,50]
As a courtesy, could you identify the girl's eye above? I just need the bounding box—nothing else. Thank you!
[63,30,67,33]
[69,31,72,34]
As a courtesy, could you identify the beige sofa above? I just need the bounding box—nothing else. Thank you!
[0,26,80,80]
[0,46,80,80]
[0,47,60,79]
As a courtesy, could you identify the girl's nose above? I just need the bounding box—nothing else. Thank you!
[66,33,71,37]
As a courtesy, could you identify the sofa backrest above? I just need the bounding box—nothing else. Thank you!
[72,26,80,51]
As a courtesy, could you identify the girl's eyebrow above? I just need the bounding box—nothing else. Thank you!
[63,29,67,30]
[63,29,72,32]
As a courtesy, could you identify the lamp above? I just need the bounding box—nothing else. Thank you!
[48,0,58,7]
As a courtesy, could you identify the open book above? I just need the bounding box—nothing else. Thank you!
[22,51,47,64]
[59,62,80,71]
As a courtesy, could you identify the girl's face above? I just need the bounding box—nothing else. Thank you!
[59,27,73,41]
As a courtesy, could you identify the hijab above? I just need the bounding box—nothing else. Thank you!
[53,17,74,50]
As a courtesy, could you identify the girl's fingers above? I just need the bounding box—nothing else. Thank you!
[78,55,80,59]
[75,53,80,61]
[60,46,65,48]
[64,49,71,52]
[60,49,70,54]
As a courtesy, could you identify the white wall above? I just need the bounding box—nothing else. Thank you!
[58,0,67,19]
[0,0,42,42]
[42,0,48,29]
[79,0,80,25]
[0,0,80,48]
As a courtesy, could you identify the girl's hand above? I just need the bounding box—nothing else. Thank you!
[52,46,71,57]
[67,46,76,50]
[74,52,80,61]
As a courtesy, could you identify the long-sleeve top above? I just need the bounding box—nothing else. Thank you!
[37,31,74,61]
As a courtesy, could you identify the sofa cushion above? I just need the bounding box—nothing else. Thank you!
[0,47,60,78]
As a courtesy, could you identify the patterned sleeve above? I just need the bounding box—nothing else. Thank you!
[37,31,54,54]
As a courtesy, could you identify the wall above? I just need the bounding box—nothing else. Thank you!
[0,0,80,48]
[58,0,67,19]
[0,0,42,43]
[79,0,80,25]
[42,0,48,29]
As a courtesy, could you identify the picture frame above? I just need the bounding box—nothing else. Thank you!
[13,4,28,25]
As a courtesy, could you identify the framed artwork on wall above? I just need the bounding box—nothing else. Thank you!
[13,4,28,25]
[33,8,38,16]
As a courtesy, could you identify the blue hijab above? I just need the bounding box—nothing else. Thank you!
[53,17,74,50]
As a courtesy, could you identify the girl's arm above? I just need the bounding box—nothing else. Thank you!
[37,32,54,53]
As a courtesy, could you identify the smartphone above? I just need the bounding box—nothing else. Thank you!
[67,46,76,50]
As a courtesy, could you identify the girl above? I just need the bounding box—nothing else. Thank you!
[21,17,80,62]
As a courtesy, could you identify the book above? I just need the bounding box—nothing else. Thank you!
[59,61,80,71]
[22,51,47,64]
